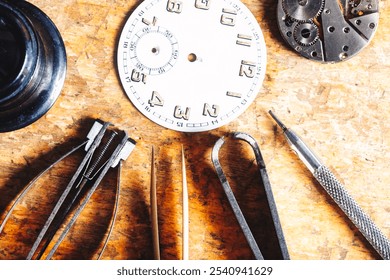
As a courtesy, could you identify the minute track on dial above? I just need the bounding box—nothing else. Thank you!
[117,0,267,132]
[129,26,179,75]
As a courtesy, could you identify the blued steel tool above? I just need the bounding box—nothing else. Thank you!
[269,110,390,260]
[211,132,290,260]
[0,120,136,259]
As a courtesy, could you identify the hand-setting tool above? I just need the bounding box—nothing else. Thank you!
[0,120,136,259]
[211,132,290,260]
[277,0,379,62]
[117,0,266,132]
[269,110,390,260]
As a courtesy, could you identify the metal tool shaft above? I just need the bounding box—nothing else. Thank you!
[314,165,390,259]
[45,133,134,259]
[212,136,264,260]
[269,111,390,259]
[212,133,290,260]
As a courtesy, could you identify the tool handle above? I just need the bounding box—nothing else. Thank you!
[314,166,390,259]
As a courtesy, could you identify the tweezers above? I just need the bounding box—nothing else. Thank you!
[150,145,189,260]
[211,132,289,260]
[0,120,136,259]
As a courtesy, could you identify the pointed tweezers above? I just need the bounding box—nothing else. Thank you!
[181,146,189,260]
[150,146,160,260]
[211,132,289,260]
[150,146,189,260]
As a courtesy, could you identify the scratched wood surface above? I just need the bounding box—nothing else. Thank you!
[0,0,389,260]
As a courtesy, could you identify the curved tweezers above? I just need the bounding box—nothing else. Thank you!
[211,132,289,260]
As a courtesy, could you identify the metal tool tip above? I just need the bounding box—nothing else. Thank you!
[268,110,287,131]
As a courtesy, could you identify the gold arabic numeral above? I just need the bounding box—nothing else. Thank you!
[142,16,157,26]
[195,0,211,10]
[203,103,219,118]
[239,60,256,78]
[149,91,164,107]
[221,8,237,27]
[131,69,147,84]
[174,106,191,120]
[167,0,183,13]
[236,34,252,47]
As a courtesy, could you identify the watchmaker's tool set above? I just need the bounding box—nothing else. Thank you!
[0,0,389,260]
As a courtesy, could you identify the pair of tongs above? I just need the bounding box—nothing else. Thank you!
[212,132,289,260]
[0,120,136,259]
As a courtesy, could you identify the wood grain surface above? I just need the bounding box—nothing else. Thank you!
[0,0,389,260]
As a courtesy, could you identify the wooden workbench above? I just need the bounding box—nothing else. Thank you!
[0,0,389,260]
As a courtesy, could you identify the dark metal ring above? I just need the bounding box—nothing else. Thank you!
[0,0,66,132]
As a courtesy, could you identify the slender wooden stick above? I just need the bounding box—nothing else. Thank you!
[150,146,160,260]
[181,145,189,260]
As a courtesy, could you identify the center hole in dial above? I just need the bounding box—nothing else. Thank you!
[151,47,159,55]
[188,53,197,62]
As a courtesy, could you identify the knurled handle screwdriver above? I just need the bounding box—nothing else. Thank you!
[269,110,390,260]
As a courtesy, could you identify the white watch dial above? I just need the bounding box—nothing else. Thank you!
[117,0,267,132]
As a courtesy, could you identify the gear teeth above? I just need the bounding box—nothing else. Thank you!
[282,0,325,22]
[293,22,319,46]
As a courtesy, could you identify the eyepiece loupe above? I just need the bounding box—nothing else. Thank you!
[0,0,66,132]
